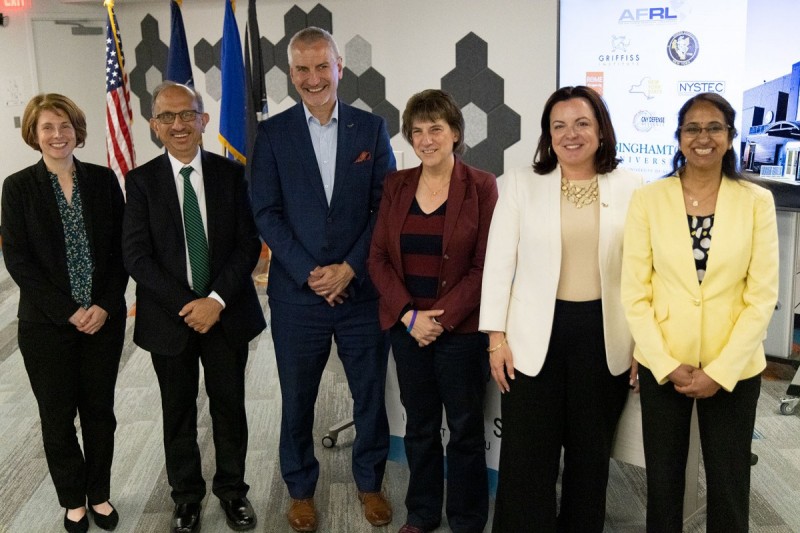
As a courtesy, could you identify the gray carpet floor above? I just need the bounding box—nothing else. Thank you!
[0,260,798,532]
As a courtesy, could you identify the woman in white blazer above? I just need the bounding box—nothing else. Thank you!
[621,93,778,532]
[480,86,642,532]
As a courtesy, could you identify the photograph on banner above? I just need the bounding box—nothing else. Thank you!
[559,0,747,181]
[740,0,800,180]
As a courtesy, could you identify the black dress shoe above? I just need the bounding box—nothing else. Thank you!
[219,496,256,531]
[89,502,120,530]
[173,502,202,533]
[63,510,89,533]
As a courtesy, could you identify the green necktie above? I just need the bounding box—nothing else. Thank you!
[180,166,211,296]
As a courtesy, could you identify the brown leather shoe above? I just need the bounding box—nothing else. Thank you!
[287,498,317,532]
[357,491,392,526]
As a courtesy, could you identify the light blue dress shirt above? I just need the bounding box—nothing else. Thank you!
[303,101,339,205]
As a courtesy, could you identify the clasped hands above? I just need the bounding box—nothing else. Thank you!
[668,363,721,399]
[179,298,222,334]
[402,309,444,347]
[308,262,354,306]
[68,305,109,335]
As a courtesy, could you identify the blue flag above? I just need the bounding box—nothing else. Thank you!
[166,0,193,87]
[219,0,247,163]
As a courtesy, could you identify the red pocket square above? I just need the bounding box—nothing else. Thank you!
[354,151,371,163]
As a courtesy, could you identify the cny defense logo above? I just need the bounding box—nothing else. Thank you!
[667,31,699,66]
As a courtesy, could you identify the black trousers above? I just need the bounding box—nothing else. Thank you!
[391,327,489,533]
[19,316,125,509]
[638,365,760,533]
[492,300,629,533]
[151,327,250,504]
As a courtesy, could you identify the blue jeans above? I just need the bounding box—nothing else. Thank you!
[391,326,489,533]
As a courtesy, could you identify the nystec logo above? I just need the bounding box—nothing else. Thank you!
[677,81,726,94]
[619,7,679,24]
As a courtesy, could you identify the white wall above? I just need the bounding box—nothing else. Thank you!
[0,0,558,203]
[0,1,108,182]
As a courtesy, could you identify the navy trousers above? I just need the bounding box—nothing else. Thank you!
[19,316,125,509]
[269,298,389,499]
[639,365,760,533]
[391,327,489,533]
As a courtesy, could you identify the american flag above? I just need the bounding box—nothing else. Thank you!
[104,0,135,188]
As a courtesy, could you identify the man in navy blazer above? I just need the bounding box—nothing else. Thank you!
[123,82,265,533]
[249,27,396,532]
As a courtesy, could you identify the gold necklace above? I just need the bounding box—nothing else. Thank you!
[560,175,598,208]
[422,176,450,196]
[683,185,719,207]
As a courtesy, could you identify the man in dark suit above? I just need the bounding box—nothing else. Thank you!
[122,82,265,533]
[249,27,396,532]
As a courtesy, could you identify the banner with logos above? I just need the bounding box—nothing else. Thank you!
[559,0,748,181]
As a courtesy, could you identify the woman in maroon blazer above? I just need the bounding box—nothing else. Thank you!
[368,89,498,533]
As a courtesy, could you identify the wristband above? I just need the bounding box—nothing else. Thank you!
[407,310,418,333]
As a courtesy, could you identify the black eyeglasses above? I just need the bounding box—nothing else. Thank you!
[154,110,199,124]
[680,122,730,138]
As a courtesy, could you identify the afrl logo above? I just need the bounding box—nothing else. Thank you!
[619,7,678,24]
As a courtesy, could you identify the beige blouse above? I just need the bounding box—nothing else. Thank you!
[556,193,601,301]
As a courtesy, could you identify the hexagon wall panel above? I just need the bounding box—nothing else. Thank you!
[128,4,412,147]
[442,32,520,176]
[129,14,168,147]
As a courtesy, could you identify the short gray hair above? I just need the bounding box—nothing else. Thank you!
[287,27,340,66]
[151,81,204,116]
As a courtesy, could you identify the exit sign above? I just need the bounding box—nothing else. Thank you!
[2,0,29,9]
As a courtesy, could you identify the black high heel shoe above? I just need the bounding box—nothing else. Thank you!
[63,510,89,533]
[90,502,120,531]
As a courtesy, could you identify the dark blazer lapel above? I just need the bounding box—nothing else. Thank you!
[73,158,95,252]
[442,158,467,253]
[288,103,329,209]
[200,150,221,260]
[34,159,69,281]
[331,102,357,210]
[157,152,185,250]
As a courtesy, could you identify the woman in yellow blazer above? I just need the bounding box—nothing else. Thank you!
[480,86,642,532]
[621,93,778,533]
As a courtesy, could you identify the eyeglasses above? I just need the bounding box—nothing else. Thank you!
[680,123,730,138]
[153,110,199,124]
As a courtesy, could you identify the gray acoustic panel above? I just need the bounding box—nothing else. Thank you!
[346,35,371,76]
[193,39,215,73]
[441,32,520,176]
[339,69,359,104]
[266,66,289,104]
[462,102,488,148]
[358,68,386,108]
[129,14,168,147]
[129,4,403,144]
